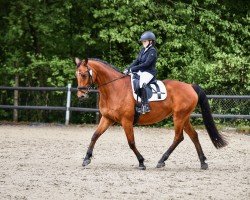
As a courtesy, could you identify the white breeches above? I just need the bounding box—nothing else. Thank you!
[137,71,154,88]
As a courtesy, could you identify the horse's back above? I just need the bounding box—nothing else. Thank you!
[162,79,198,111]
[136,79,198,125]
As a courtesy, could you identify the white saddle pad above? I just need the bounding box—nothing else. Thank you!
[130,76,167,102]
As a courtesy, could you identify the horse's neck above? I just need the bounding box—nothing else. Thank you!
[91,61,123,91]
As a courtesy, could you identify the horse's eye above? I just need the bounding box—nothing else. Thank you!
[81,73,87,78]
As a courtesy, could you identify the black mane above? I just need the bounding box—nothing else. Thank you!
[89,58,122,73]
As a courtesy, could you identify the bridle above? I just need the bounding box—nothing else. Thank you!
[77,61,94,93]
[77,62,127,94]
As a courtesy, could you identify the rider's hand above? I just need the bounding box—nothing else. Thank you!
[123,68,130,75]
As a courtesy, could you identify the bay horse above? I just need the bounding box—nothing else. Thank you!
[75,58,227,170]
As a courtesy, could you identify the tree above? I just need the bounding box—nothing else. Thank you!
[0,0,249,123]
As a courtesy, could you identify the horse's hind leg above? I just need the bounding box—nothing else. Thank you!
[157,113,185,168]
[122,120,146,170]
[82,116,113,167]
[184,119,208,170]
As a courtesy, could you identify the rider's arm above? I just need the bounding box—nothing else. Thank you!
[128,48,144,70]
[129,58,139,69]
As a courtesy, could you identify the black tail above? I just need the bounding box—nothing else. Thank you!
[192,84,228,149]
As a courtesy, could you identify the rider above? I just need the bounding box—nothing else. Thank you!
[124,31,157,114]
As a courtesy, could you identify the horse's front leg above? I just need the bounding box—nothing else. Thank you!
[122,120,146,170]
[82,116,113,167]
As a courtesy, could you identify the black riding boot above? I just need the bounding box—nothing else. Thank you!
[141,84,150,114]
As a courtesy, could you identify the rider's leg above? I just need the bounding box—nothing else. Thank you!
[139,72,154,88]
[139,72,154,114]
[141,83,150,113]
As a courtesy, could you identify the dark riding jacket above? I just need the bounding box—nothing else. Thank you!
[129,46,157,76]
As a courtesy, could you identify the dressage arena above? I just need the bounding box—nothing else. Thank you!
[0,125,249,200]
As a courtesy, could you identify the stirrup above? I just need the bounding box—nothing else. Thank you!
[141,104,150,114]
[136,106,142,113]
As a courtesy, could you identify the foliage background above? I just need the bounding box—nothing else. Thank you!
[0,0,249,124]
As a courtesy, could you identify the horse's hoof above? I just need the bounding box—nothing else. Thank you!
[156,162,165,168]
[138,164,146,170]
[82,159,91,167]
[201,163,208,170]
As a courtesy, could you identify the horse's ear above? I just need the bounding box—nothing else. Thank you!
[84,58,88,65]
[75,57,81,66]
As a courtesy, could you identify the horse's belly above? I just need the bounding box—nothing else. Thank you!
[137,106,172,125]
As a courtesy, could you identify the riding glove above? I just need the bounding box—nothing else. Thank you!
[123,68,130,75]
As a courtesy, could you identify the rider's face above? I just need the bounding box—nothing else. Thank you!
[142,40,150,48]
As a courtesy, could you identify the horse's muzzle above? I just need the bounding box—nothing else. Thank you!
[77,92,89,101]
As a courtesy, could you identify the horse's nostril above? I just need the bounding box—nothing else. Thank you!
[83,93,89,99]
[78,94,89,101]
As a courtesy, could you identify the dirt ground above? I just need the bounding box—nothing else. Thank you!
[0,124,249,200]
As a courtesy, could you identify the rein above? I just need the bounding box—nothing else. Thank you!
[97,74,128,88]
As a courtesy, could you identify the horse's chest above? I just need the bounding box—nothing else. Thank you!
[99,100,125,121]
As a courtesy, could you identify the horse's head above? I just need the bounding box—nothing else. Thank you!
[75,57,94,100]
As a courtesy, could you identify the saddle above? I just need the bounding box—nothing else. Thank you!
[131,73,167,124]
[131,73,167,102]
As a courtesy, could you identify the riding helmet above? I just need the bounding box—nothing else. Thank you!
[139,31,156,42]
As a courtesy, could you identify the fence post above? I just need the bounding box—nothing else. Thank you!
[13,74,19,122]
[65,83,71,125]
[95,92,100,124]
